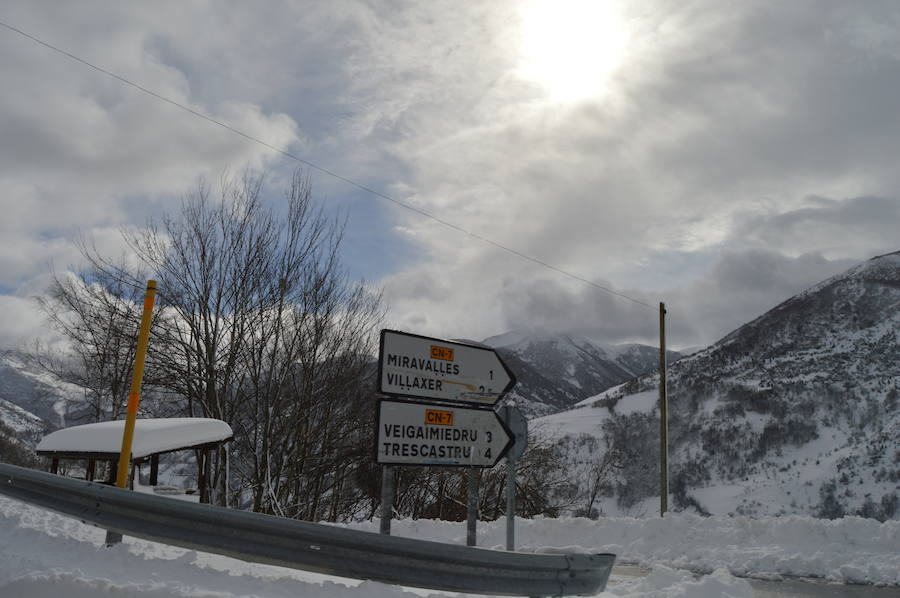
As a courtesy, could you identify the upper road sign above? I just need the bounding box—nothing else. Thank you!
[378,329,516,406]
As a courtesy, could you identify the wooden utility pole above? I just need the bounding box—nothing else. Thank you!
[659,301,668,516]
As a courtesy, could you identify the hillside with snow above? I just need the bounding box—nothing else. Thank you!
[0,351,87,433]
[537,251,900,520]
[0,333,674,444]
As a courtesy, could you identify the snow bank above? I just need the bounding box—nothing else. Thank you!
[0,495,896,597]
[0,496,411,598]
[604,567,752,598]
[341,512,900,586]
[0,495,752,598]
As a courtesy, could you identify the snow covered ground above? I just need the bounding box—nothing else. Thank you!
[1,495,898,597]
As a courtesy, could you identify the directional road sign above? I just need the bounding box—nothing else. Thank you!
[378,329,516,406]
[376,400,513,467]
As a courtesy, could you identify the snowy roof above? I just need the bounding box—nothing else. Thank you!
[36,418,233,460]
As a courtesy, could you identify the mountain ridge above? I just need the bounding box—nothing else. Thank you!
[537,250,900,520]
[482,331,680,417]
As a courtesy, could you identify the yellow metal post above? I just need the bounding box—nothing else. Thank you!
[115,280,157,489]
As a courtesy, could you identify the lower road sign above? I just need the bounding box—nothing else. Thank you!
[376,400,512,467]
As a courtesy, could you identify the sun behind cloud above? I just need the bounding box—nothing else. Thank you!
[515,0,630,102]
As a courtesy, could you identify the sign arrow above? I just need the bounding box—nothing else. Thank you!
[499,405,528,462]
[375,400,513,467]
[378,329,516,406]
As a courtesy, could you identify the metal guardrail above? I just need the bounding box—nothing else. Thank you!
[0,464,614,596]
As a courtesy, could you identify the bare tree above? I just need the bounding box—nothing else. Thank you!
[384,430,578,522]
[39,170,384,512]
[32,259,151,423]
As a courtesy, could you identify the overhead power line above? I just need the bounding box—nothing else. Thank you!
[0,19,654,310]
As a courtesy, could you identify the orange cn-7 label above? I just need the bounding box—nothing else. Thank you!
[425,409,454,426]
[430,345,454,361]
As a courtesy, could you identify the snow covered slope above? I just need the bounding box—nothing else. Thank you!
[537,251,900,520]
[2,494,898,597]
[0,397,44,439]
[0,351,85,431]
[484,332,681,418]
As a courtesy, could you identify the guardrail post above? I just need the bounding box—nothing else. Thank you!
[466,466,479,546]
[380,465,394,535]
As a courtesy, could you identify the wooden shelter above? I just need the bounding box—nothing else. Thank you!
[36,418,233,503]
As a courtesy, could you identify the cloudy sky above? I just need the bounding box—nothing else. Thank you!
[1,0,899,351]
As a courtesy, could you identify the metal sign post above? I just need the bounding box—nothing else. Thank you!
[466,466,478,546]
[499,406,528,551]
[380,465,394,535]
[506,459,515,550]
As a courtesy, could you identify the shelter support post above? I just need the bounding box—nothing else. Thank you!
[224,442,230,508]
[198,449,211,504]
[50,458,59,475]
[149,454,159,486]
[203,448,211,503]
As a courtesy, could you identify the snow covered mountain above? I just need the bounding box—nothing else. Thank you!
[0,352,77,440]
[0,330,670,453]
[484,331,681,418]
[0,352,80,464]
[538,251,900,520]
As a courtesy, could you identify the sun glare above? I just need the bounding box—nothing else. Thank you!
[516,0,629,102]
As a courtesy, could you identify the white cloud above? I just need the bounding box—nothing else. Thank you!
[1,1,899,351]
[0,2,299,298]
[369,1,900,344]
[0,293,56,351]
